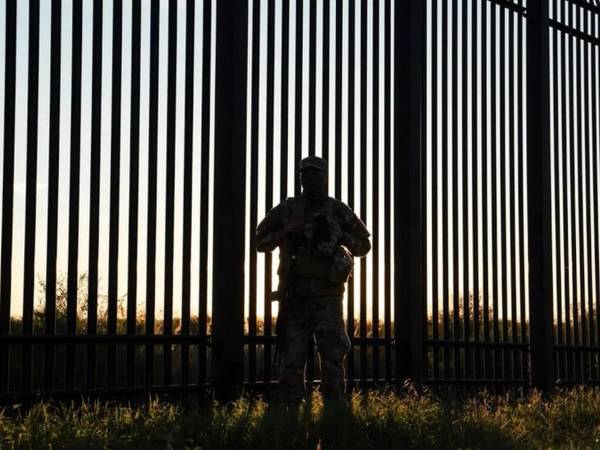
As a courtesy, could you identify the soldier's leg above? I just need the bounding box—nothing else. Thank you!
[312,297,351,400]
[278,303,310,404]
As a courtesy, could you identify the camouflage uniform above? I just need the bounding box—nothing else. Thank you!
[256,156,371,402]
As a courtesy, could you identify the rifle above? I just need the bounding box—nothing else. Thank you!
[271,247,293,367]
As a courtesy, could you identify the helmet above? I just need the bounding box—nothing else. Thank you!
[299,155,328,173]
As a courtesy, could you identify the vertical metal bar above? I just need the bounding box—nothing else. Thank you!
[383,0,392,382]
[264,0,275,385]
[591,9,598,377]
[472,0,481,379]
[163,0,177,387]
[585,9,594,382]
[127,0,142,388]
[420,0,428,384]
[145,0,159,388]
[308,0,316,156]
[212,0,248,401]
[552,0,558,375]
[499,4,508,382]
[441,0,450,379]
[295,0,303,195]
[181,0,195,390]
[481,0,490,381]
[566,2,574,382]
[347,0,356,382]
[198,0,212,388]
[526,0,555,392]
[45,0,62,393]
[451,0,460,380]
[518,0,527,382]
[552,0,564,382]
[431,0,440,381]
[509,7,518,381]
[107,0,123,390]
[248,0,259,386]
[549,0,556,384]
[322,0,330,163]
[334,0,342,200]
[449,3,462,378]
[461,0,471,380]
[576,6,587,382]
[592,10,600,381]
[22,0,41,393]
[500,3,512,379]
[568,2,579,381]
[596,9,600,379]
[560,0,568,383]
[88,0,103,390]
[439,2,450,378]
[66,0,82,391]
[491,2,500,382]
[574,3,583,382]
[584,4,593,379]
[395,0,425,385]
[372,0,380,382]
[281,0,290,201]
[579,5,587,379]
[0,0,16,393]
[571,1,579,382]
[561,0,572,382]
[278,0,290,380]
[360,0,368,383]
[583,8,593,382]
[500,4,509,382]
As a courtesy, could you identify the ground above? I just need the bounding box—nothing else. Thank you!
[2,386,600,449]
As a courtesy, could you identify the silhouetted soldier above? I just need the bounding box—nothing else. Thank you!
[256,156,371,404]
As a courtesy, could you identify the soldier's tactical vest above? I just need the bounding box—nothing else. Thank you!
[283,196,354,297]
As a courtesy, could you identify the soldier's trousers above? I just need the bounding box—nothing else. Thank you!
[278,295,351,402]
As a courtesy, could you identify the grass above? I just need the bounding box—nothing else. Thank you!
[2,386,600,449]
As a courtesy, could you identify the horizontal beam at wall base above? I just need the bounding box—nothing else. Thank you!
[0,383,213,404]
[556,379,600,386]
[424,339,529,350]
[243,377,531,390]
[0,334,211,345]
[242,378,400,390]
[424,378,530,386]
[555,345,600,351]
[243,335,395,346]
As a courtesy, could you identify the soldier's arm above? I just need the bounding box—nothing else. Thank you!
[256,201,288,253]
[341,229,371,257]
[335,201,371,257]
